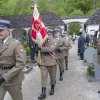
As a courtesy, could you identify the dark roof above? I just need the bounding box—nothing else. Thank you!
[85,9,100,25]
[93,9,100,16]
[0,12,64,28]
[61,16,89,20]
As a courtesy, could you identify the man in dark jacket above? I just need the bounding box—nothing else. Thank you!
[28,32,38,63]
[78,32,85,60]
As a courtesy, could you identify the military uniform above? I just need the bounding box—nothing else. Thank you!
[63,35,71,70]
[54,35,68,81]
[40,39,57,87]
[0,19,26,100]
[38,30,57,99]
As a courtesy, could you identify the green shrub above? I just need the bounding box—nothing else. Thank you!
[25,47,31,56]
[22,40,29,48]
[87,64,94,76]
[26,56,30,63]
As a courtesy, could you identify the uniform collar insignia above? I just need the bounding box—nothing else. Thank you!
[0,37,11,53]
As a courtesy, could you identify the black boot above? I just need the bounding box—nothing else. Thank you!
[49,84,55,95]
[59,72,63,81]
[65,64,68,70]
[38,87,46,99]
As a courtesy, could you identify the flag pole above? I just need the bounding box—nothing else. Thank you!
[33,0,43,80]
[31,0,48,81]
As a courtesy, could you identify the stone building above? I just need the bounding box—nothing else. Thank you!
[85,9,100,36]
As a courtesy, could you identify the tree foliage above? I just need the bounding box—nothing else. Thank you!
[68,23,81,35]
[0,0,99,17]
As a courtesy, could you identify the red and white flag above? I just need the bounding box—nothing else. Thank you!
[31,3,48,44]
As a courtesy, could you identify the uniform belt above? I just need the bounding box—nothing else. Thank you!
[0,65,15,70]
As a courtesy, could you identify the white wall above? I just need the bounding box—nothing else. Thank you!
[62,18,88,24]
[86,25,99,35]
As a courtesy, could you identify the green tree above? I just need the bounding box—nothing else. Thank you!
[69,9,84,16]
[0,0,100,17]
[74,0,92,14]
[68,23,81,35]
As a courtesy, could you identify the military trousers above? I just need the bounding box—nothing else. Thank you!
[40,65,57,87]
[65,55,68,65]
[0,83,23,100]
[58,59,64,73]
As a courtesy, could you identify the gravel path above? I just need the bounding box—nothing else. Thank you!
[5,42,100,100]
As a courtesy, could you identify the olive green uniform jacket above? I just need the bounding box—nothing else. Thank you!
[40,38,58,66]
[0,37,26,86]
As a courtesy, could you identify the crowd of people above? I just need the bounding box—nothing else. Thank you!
[37,29,72,99]
[0,18,100,100]
[0,19,72,100]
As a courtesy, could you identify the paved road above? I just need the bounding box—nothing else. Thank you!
[5,42,100,100]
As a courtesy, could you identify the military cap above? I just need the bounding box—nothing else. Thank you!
[61,32,67,37]
[63,32,67,35]
[0,19,10,29]
[47,29,53,35]
[54,27,62,34]
[54,28,60,32]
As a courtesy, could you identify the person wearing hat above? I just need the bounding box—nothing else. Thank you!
[38,29,58,99]
[62,32,72,70]
[54,29,67,81]
[0,19,26,100]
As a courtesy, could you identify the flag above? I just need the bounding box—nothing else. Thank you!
[31,3,48,45]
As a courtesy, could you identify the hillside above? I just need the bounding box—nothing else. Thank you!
[0,0,100,17]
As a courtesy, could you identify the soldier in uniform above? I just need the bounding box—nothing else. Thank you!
[0,19,26,100]
[62,32,71,70]
[38,30,57,99]
[54,29,67,81]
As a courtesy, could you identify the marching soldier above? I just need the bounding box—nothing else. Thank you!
[54,29,67,81]
[38,30,57,99]
[0,19,26,100]
[62,32,72,70]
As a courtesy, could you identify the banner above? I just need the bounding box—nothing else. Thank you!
[31,3,48,45]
